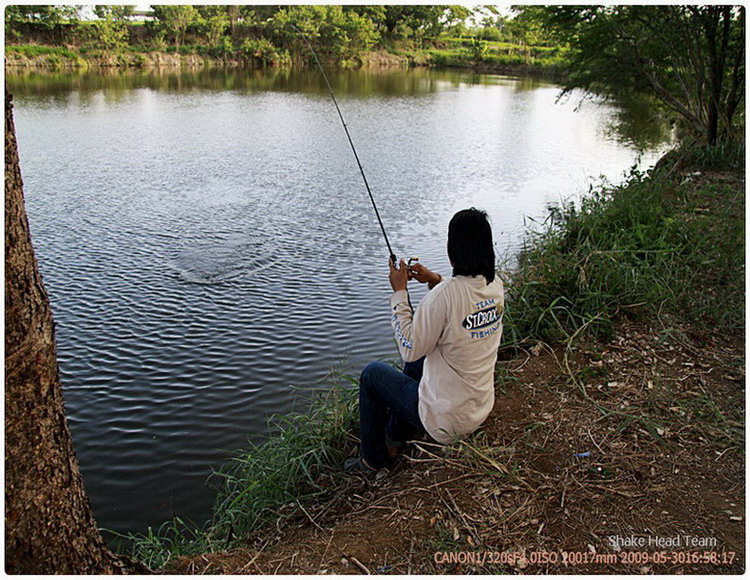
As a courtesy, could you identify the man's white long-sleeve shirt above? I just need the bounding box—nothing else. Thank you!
[389,275,504,444]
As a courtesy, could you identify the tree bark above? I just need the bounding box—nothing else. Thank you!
[5,92,148,574]
[227,5,238,38]
[724,10,744,131]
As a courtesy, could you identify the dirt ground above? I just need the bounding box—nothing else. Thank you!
[166,320,744,575]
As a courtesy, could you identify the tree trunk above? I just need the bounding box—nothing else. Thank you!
[703,7,724,145]
[724,11,744,132]
[5,92,148,574]
[228,5,238,38]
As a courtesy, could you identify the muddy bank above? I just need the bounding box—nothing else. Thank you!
[5,50,242,69]
[5,47,556,77]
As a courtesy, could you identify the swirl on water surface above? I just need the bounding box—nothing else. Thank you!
[167,232,281,285]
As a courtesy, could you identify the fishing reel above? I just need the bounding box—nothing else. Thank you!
[390,255,420,275]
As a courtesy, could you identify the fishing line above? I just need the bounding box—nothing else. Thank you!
[291,25,398,266]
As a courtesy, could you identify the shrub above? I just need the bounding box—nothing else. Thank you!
[241,37,281,66]
[427,48,470,67]
[475,27,503,42]
[211,36,235,58]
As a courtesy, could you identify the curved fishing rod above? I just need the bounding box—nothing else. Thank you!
[291,25,397,267]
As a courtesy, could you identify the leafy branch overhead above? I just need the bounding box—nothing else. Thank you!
[519,5,745,145]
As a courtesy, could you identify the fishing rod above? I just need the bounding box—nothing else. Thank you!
[291,25,398,268]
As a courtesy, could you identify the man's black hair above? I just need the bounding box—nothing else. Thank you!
[447,208,495,284]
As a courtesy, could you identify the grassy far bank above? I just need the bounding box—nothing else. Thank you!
[5,6,566,73]
[4,39,564,76]
[4,44,245,69]
[124,142,744,572]
[425,36,568,76]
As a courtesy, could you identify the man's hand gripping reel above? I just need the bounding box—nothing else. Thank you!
[406,256,419,277]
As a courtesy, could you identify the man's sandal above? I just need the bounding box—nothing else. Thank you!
[385,434,406,460]
[343,457,379,477]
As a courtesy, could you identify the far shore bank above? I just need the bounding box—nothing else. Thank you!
[4,45,565,80]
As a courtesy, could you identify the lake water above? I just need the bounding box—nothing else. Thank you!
[6,67,670,538]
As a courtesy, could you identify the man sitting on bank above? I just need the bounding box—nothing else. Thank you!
[345,207,505,474]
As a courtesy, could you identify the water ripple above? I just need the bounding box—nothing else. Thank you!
[11,69,666,538]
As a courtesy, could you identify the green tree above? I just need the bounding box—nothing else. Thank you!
[272,5,379,61]
[94,5,133,21]
[473,11,506,42]
[469,36,489,64]
[387,6,447,44]
[151,5,197,52]
[5,5,81,43]
[235,5,282,40]
[346,5,387,27]
[5,5,81,29]
[444,5,473,36]
[361,5,447,42]
[240,5,281,26]
[521,6,745,145]
[82,5,133,52]
[194,5,229,49]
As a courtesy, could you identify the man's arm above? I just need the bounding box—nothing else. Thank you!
[389,259,446,362]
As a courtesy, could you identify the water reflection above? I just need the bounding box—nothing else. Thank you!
[7,67,672,148]
[606,93,674,151]
[7,66,491,99]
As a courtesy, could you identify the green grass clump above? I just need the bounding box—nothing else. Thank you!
[5,44,85,68]
[503,143,745,345]
[481,52,528,67]
[123,375,359,568]
[112,517,211,570]
[5,44,79,59]
[426,48,471,67]
[676,140,745,171]
[211,380,358,539]
[426,42,568,74]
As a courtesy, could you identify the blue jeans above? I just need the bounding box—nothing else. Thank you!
[358,357,425,469]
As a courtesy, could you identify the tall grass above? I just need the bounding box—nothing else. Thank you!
[211,380,358,539]
[427,46,566,73]
[123,375,359,569]
[426,35,568,73]
[502,142,745,345]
